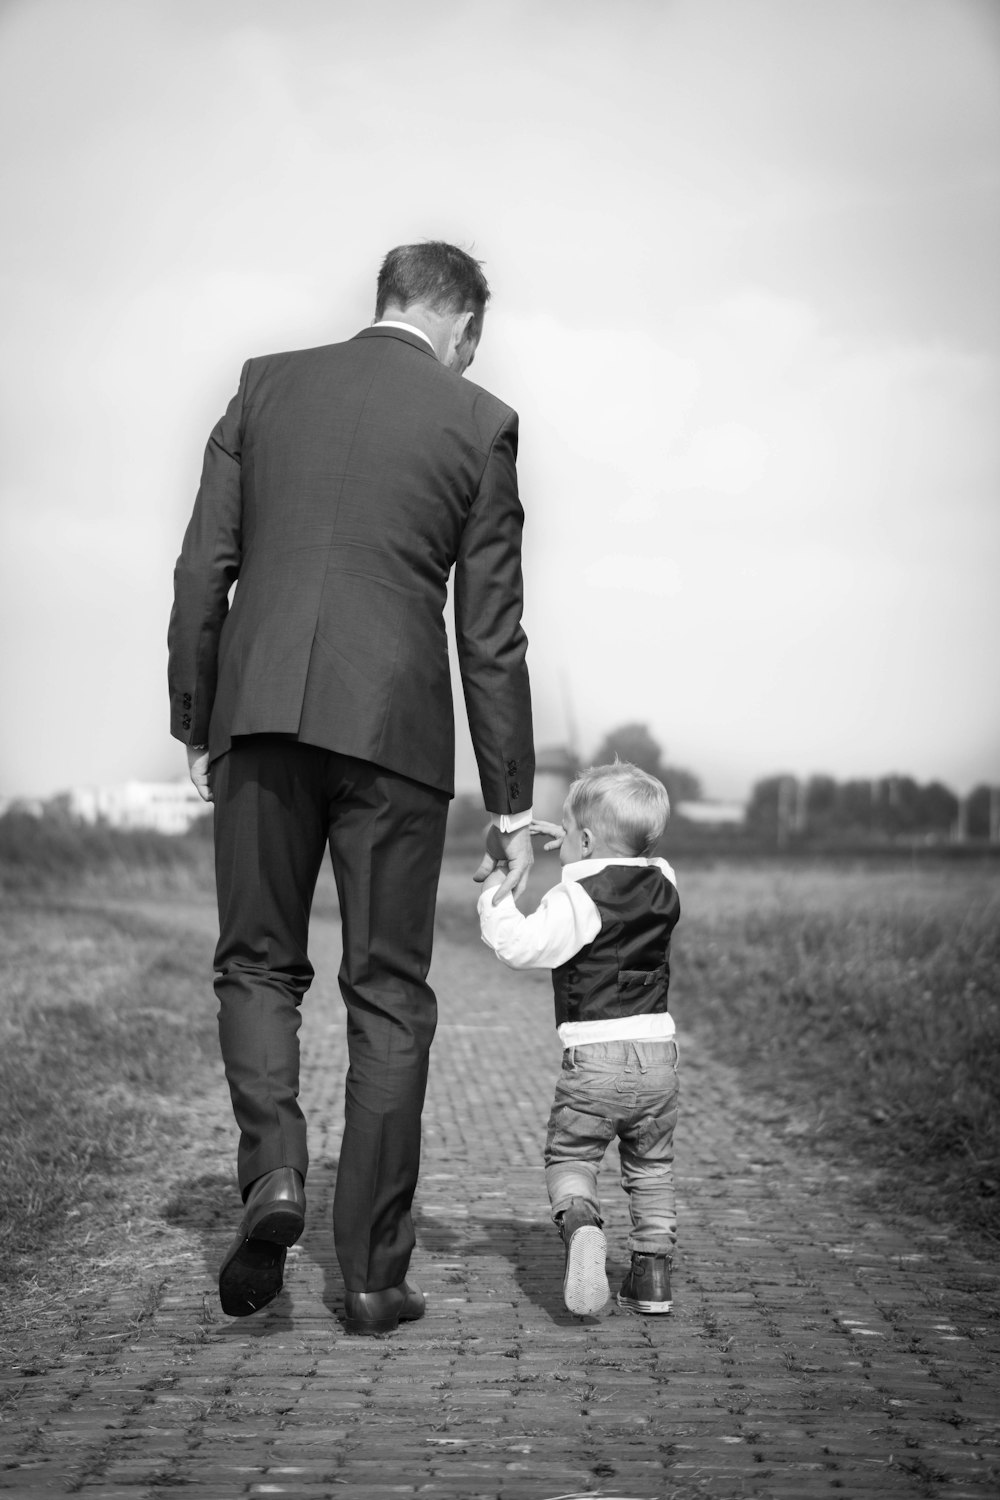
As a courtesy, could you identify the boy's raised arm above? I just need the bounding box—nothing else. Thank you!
[478,879,600,971]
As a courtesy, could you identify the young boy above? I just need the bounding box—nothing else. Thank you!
[477,762,681,1317]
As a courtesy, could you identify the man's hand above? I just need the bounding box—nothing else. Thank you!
[186,745,213,803]
[472,823,534,904]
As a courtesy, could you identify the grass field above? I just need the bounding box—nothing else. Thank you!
[670,859,1000,1242]
[1,819,998,1323]
[0,896,219,1281]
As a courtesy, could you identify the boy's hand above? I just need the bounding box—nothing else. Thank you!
[480,868,507,891]
[530,818,563,852]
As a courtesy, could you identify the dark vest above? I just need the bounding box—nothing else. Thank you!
[552,863,681,1029]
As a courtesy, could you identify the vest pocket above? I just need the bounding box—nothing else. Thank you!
[617,966,669,1010]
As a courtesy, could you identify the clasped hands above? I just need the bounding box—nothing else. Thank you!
[472,819,564,905]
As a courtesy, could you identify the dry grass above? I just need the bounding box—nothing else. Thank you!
[0,894,220,1291]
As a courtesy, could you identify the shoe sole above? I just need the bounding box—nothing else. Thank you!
[617,1293,673,1314]
[219,1240,288,1317]
[217,1204,304,1318]
[343,1316,397,1335]
[342,1308,423,1335]
[563,1225,609,1315]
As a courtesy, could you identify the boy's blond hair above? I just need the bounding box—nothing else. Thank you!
[566,760,670,857]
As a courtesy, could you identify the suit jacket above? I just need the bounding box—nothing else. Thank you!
[168,325,534,812]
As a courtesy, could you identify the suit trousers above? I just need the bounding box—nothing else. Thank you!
[211,734,450,1292]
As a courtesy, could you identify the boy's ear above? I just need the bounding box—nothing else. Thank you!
[580,827,594,856]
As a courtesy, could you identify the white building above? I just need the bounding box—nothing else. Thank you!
[68,780,210,835]
[675,799,746,826]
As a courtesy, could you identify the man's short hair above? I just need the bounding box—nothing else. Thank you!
[566,761,671,857]
[376,241,491,329]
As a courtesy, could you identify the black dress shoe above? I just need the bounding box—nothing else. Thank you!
[342,1280,425,1335]
[218,1167,306,1318]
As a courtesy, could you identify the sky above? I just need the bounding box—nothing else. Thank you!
[1,0,998,804]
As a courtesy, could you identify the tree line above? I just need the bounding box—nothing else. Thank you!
[746,773,999,843]
[581,723,999,844]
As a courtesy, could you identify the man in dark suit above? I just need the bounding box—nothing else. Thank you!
[168,242,534,1332]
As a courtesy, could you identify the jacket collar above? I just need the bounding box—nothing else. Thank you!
[353,325,438,359]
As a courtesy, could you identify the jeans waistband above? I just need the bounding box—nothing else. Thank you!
[562,1038,679,1070]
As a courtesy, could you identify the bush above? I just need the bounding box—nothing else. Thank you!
[0,809,213,891]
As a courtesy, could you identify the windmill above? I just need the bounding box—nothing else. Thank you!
[532,668,583,822]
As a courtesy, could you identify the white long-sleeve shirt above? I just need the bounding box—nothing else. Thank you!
[478,856,678,1046]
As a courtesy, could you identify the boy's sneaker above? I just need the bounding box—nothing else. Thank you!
[559,1199,609,1315]
[617,1252,673,1314]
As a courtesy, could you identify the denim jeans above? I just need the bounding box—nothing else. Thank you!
[544,1038,679,1254]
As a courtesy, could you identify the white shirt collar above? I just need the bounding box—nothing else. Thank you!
[560,855,677,886]
[372,320,436,354]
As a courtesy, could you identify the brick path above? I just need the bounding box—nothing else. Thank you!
[2,874,998,1499]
